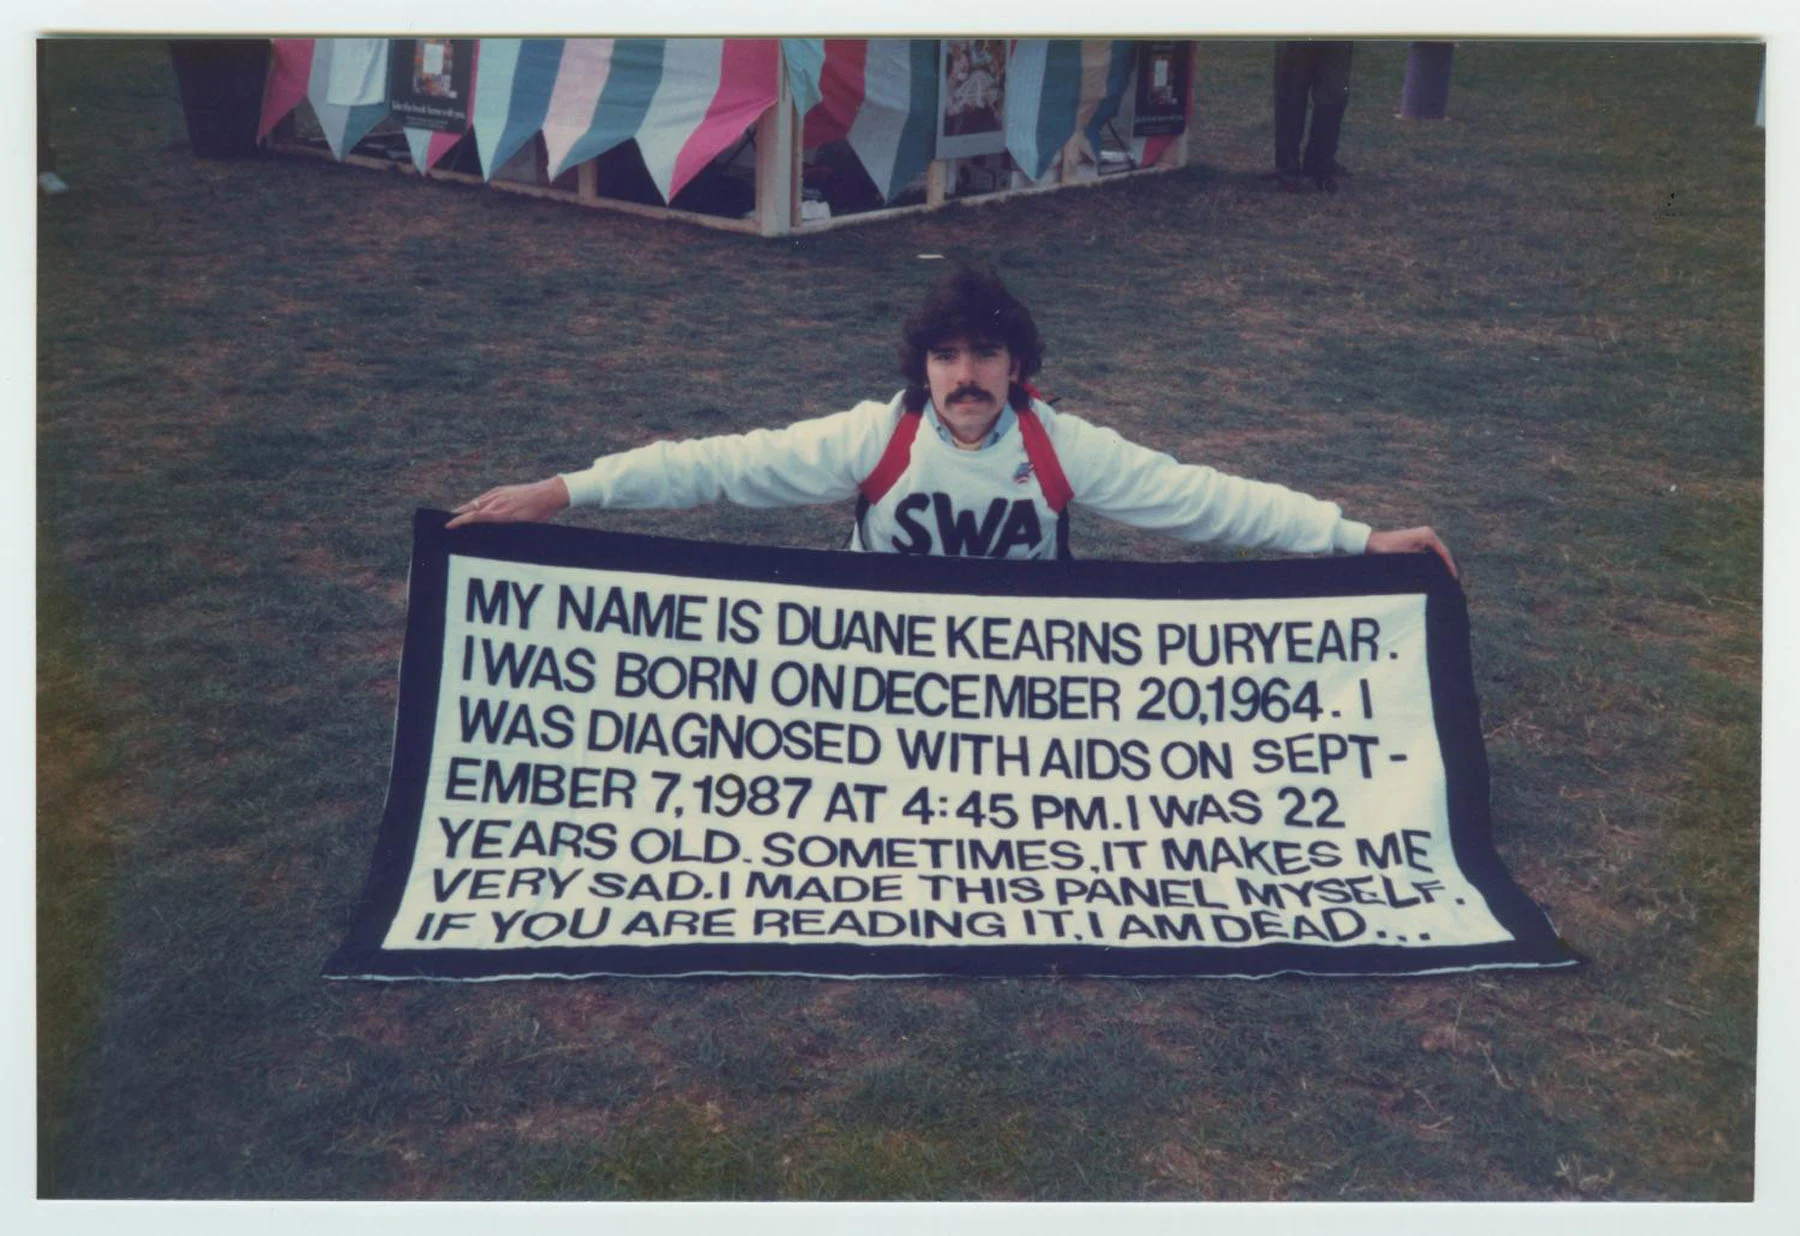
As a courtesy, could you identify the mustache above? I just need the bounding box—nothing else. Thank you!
[947,384,994,404]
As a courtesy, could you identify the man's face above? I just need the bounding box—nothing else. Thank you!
[926,335,1020,446]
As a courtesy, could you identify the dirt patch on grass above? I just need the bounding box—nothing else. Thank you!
[278,534,409,612]
[513,986,688,1083]
[467,1102,625,1157]
[341,1003,416,1051]
[1143,1136,1226,1194]
[1509,855,1640,948]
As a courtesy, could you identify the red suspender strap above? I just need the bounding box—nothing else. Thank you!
[1016,405,1073,513]
[859,407,924,504]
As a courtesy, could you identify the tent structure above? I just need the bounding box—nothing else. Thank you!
[256,37,1197,235]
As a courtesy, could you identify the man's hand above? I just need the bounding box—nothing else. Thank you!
[1366,526,1458,579]
[446,476,571,529]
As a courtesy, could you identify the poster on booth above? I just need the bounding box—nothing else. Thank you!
[324,511,1579,981]
[387,39,474,134]
[937,39,1010,159]
[1131,41,1190,137]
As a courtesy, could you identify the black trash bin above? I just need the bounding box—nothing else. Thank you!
[168,39,271,158]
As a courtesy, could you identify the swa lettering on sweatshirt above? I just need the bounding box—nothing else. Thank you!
[887,493,1046,558]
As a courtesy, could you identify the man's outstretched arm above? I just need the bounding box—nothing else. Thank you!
[445,401,895,530]
[1365,526,1458,578]
[446,476,570,528]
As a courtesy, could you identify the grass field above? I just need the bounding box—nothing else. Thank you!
[36,38,1763,1200]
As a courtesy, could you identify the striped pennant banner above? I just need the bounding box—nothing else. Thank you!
[1006,40,1134,182]
[258,39,314,140]
[636,38,780,203]
[781,38,826,121]
[1003,39,1063,181]
[326,37,388,106]
[542,39,663,180]
[541,38,621,177]
[305,38,391,160]
[536,39,779,203]
[1079,41,1137,161]
[472,38,566,180]
[801,39,868,149]
[845,39,938,202]
[260,37,911,202]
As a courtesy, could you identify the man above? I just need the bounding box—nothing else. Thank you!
[1270,40,1354,193]
[450,266,1454,575]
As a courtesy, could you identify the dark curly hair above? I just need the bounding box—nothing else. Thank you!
[897,265,1045,411]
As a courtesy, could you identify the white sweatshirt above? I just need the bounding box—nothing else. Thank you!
[560,393,1373,561]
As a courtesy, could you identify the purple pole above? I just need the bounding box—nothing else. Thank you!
[1400,41,1455,120]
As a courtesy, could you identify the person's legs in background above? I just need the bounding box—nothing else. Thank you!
[1271,41,1314,191]
[1301,41,1353,190]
